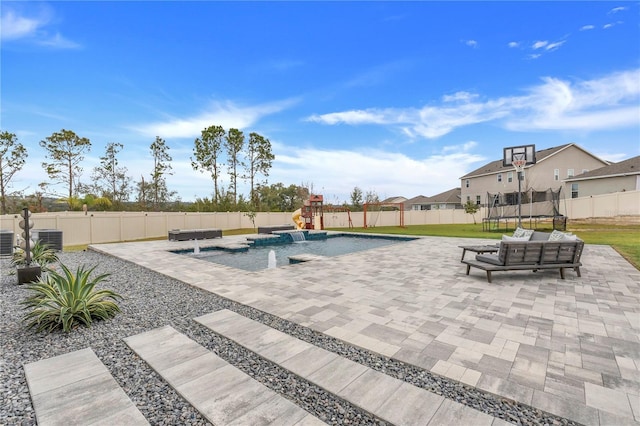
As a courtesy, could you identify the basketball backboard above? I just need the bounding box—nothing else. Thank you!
[503,145,536,167]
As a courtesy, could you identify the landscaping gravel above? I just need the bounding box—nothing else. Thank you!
[1,250,579,425]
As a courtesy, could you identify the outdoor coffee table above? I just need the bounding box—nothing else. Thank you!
[459,244,499,261]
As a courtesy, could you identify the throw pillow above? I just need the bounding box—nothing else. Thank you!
[512,227,534,240]
[548,230,567,241]
[562,234,578,241]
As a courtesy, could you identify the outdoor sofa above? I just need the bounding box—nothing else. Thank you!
[462,229,584,283]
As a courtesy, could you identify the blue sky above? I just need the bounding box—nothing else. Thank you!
[2,1,639,204]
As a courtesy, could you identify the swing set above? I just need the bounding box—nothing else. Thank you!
[363,202,405,228]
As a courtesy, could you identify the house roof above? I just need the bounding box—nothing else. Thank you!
[405,188,461,206]
[564,155,640,182]
[404,195,429,204]
[460,143,608,179]
[426,187,462,204]
[380,196,408,204]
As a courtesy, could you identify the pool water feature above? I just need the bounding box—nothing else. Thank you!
[290,231,306,242]
[182,234,415,272]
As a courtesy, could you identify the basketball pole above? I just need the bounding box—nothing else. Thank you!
[517,170,522,228]
[512,154,526,229]
[503,145,536,231]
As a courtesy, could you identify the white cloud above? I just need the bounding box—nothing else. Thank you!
[464,39,478,48]
[38,32,81,49]
[306,68,640,138]
[532,40,548,50]
[0,6,80,49]
[131,98,299,138]
[505,70,640,131]
[603,21,623,29]
[130,139,486,202]
[307,110,390,126]
[508,41,520,48]
[0,10,44,39]
[266,144,485,202]
[442,92,478,103]
[524,38,566,58]
[545,41,565,51]
[580,25,595,31]
[608,6,627,14]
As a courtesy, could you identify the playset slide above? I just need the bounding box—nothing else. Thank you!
[292,208,304,229]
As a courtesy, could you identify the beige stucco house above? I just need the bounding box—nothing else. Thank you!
[564,155,640,198]
[404,188,462,210]
[460,143,610,206]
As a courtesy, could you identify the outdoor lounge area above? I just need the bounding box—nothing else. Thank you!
[2,233,638,425]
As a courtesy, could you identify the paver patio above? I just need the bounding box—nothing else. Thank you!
[91,233,640,425]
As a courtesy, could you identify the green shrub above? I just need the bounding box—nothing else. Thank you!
[12,240,59,270]
[22,264,122,333]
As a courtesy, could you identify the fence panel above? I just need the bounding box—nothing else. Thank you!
[0,191,638,246]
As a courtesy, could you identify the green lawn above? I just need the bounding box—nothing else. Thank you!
[329,222,640,270]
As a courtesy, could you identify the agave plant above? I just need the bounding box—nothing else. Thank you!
[22,264,122,333]
[12,240,59,271]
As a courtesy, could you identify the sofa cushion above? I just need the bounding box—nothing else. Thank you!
[502,235,530,241]
[529,231,550,241]
[476,253,504,265]
[513,227,534,240]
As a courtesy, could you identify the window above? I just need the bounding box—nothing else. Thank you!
[505,193,517,205]
[567,169,574,178]
[571,183,579,198]
[497,173,502,182]
[554,169,559,181]
[466,196,470,202]
[507,172,513,183]
[465,179,470,188]
[476,195,481,205]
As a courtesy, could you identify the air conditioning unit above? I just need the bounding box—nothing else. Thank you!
[35,229,63,251]
[0,230,14,256]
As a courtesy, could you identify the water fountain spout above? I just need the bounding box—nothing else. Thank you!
[268,250,277,268]
[193,239,200,254]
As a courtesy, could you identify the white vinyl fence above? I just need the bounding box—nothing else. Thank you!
[1,190,638,247]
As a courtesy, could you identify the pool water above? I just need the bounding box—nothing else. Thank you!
[191,235,413,272]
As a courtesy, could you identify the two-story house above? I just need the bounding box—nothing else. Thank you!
[460,143,610,207]
[564,155,640,198]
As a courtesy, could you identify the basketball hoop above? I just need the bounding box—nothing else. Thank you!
[512,158,526,172]
[512,153,527,172]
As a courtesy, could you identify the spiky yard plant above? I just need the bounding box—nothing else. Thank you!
[22,264,122,333]
[12,240,59,271]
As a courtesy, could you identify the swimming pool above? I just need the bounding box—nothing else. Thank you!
[185,235,415,272]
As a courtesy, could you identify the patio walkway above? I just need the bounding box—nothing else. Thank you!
[91,233,640,425]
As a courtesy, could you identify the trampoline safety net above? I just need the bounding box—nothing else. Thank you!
[486,187,562,219]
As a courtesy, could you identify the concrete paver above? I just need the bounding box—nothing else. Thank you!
[124,325,323,425]
[197,308,496,425]
[92,234,640,425]
[24,348,148,426]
